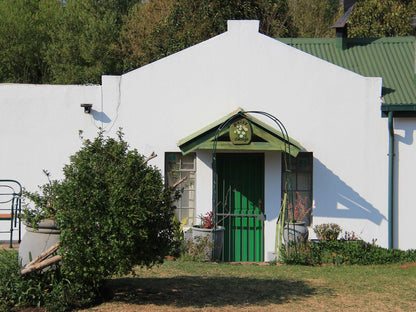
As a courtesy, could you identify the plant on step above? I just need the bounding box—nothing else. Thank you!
[313,223,342,241]
[200,211,215,228]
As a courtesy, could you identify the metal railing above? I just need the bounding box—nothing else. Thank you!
[0,180,22,248]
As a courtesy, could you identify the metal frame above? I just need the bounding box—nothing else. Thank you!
[0,180,22,248]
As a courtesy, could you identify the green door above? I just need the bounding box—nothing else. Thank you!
[216,153,264,262]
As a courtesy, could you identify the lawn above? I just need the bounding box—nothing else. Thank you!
[78,261,416,312]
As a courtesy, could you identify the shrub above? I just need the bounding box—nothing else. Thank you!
[0,250,21,311]
[20,129,179,310]
[313,223,341,241]
[280,240,416,266]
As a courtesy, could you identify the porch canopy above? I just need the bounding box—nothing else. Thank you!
[177,108,302,157]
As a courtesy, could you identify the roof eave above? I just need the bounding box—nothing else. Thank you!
[381,104,416,117]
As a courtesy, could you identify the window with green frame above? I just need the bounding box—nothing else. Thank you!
[281,152,313,225]
[165,152,196,226]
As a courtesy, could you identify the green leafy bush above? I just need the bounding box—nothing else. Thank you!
[0,250,21,311]
[0,250,64,311]
[313,223,341,241]
[20,130,179,310]
[280,240,416,266]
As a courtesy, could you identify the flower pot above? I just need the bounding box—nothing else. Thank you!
[283,222,308,243]
[19,219,60,267]
[191,225,225,261]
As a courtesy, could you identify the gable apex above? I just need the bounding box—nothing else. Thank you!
[227,20,259,34]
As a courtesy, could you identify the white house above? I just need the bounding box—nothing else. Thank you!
[1,20,415,260]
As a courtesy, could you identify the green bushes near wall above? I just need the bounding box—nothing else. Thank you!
[280,240,416,266]
[5,129,179,311]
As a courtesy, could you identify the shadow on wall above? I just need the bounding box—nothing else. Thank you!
[91,110,111,123]
[313,158,386,226]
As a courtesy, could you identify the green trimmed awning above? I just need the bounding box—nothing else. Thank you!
[177,108,302,157]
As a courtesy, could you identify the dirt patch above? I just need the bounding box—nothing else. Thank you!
[396,263,416,269]
[0,241,19,250]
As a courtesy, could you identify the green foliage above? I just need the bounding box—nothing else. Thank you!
[4,0,416,84]
[349,0,416,37]
[170,216,188,257]
[121,0,297,71]
[22,170,59,230]
[0,250,63,311]
[45,0,137,84]
[54,130,177,303]
[313,223,342,241]
[0,0,51,83]
[19,129,179,310]
[280,240,416,266]
[288,0,341,37]
[0,250,21,311]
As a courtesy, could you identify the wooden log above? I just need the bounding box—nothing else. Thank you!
[20,255,62,275]
[26,241,60,268]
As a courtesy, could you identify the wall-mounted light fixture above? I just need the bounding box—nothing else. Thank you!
[80,103,93,114]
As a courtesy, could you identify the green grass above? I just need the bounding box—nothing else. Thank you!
[87,261,416,312]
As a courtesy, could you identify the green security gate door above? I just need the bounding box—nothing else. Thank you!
[216,153,264,262]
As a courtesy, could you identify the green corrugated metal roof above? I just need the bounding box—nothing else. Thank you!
[278,37,416,110]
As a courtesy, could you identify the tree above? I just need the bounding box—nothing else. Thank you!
[348,0,416,37]
[288,0,341,37]
[121,0,296,71]
[0,0,51,83]
[121,0,176,72]
[46,0,138,84]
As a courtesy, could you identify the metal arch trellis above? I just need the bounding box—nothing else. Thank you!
[211,110,297,261]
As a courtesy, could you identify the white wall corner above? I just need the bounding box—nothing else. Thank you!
[227,20,259,34]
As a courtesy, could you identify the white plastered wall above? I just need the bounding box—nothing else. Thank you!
[0,83,102,240]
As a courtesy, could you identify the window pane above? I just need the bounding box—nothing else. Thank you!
[297,172,311,191]
[282,152,313,226]
[165,152,196,226]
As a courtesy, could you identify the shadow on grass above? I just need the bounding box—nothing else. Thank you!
[104,275,322,308]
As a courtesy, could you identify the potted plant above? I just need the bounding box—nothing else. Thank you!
[191,211,225,261]
[20,170,61,267]
[283,192,312,243]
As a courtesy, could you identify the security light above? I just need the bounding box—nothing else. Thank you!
[80,103,93,114]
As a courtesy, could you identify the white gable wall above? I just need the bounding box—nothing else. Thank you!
[108,21,388,249]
